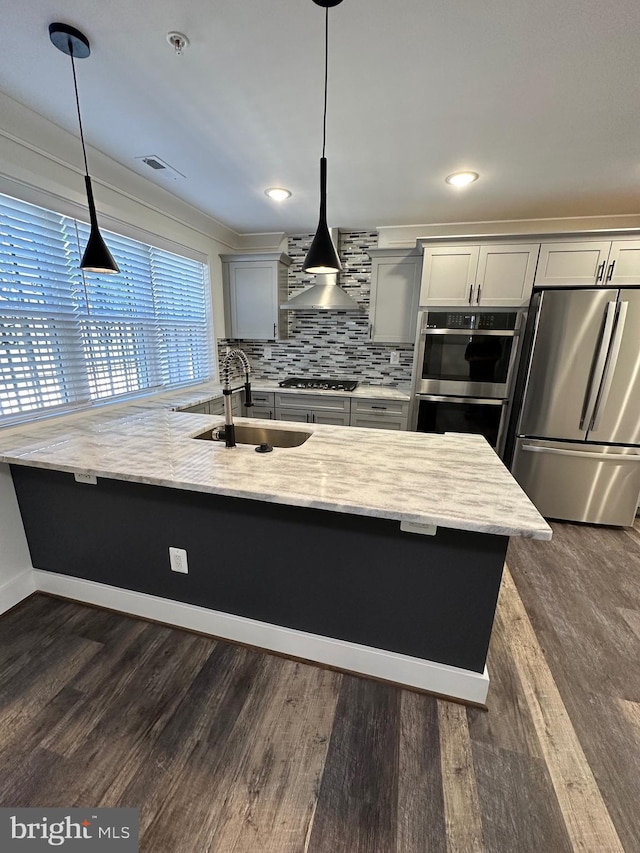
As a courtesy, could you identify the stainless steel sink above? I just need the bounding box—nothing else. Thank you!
[194,423,312,448]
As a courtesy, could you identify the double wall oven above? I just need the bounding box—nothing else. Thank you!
[413,309,523,455]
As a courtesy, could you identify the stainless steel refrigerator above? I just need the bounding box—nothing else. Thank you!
[511,286,640,526]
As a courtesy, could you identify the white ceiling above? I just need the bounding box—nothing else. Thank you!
[2,0,640,235]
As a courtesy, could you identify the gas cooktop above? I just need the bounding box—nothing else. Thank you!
[278,377,359,392]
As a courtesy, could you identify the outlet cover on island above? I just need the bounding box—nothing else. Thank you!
[263,345,272,359]
[169,547,188,574]
[390,351,400,365]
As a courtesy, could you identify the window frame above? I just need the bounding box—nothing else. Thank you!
[0,191,215,426]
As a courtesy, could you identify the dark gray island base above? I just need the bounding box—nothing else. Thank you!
[12,465,508,704]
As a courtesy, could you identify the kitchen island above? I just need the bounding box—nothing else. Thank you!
[1,399,549,705]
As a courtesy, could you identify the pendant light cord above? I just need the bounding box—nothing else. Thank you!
[322,6,328,159]
[69,43,89,176]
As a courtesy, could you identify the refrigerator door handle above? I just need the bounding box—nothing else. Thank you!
[579,301,617,430]
[521,444,640,462]
[590,301,629,431]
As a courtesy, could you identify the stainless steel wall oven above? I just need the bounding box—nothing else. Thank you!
[413,309,524,454]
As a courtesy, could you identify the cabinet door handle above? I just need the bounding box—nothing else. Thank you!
[596,261,606,283]
[369,323,373,339]
[476,285,481,305]
[273,322,277,338]
[606,261,616,282]
[468,285,473,304]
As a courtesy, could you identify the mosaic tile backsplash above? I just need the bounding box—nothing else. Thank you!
[217,231,415,386]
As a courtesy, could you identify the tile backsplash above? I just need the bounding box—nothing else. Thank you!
[217,231,415,386]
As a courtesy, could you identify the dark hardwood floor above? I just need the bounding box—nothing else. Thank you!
[0,519,638,852]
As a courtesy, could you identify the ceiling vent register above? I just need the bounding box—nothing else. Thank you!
[135,155,186,181]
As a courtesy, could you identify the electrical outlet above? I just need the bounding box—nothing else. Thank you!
[263,345,272,359]
[390,351,400,365]
[169,547,189,574]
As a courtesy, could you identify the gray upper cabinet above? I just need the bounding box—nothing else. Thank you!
[221,252,292,340]
[420,245,479,306]
[419,242,539,307]
[534,239,640,287]
[368,249,421,343]
[475,244,539,306]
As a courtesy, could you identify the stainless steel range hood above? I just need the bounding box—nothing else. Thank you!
[280,272,361,311]
[280,228,362,312]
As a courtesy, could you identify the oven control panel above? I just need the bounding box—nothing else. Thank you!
[425,311,517,330]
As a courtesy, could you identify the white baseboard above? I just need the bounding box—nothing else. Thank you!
[32,570,490,704]
[0,570,36,614]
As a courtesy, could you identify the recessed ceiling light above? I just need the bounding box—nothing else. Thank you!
[445,171,479,187]
[265,187,292,201]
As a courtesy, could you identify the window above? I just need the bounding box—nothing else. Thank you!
[0,192,212,422]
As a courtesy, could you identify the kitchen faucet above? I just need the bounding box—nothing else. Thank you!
[220,347,253,447]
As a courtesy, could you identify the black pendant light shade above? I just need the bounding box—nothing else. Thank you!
[49,22,119,274]
[81,175,120,272]
[304,157,341,274]
[303,1,344,275]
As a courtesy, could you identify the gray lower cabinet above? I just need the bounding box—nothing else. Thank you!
[276,407,351,426]
[209,389,410,430]
[181,392,242,416]
[180,402,209,414]
[274,392,352,426]
[209,393,242,417]
[248,406,274,419]
[350,398,409,430]
[243,390,275,419]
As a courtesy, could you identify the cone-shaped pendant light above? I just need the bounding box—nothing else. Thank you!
[49,23,119,274]
[303,1,344,275]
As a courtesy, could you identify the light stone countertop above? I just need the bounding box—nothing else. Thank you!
[0,387,550,540]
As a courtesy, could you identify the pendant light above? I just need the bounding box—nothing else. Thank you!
[303,0,344,275]
[49,23,120,274]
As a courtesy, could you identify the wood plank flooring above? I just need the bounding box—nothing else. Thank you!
[0,518,638,852]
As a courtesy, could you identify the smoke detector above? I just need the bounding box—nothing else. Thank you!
[135,156,186,181]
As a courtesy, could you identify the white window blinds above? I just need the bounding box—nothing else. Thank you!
[0,193,212,422]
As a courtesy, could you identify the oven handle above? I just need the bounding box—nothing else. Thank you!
[416,394,505,406]
[419,328,517,337]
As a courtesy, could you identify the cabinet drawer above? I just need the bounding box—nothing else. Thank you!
[245,406,274,420]
[351,398,410,417]
[274,408,312,424]
[250,391,275,407]
[350,413,408,431]
[274,393,350,413]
